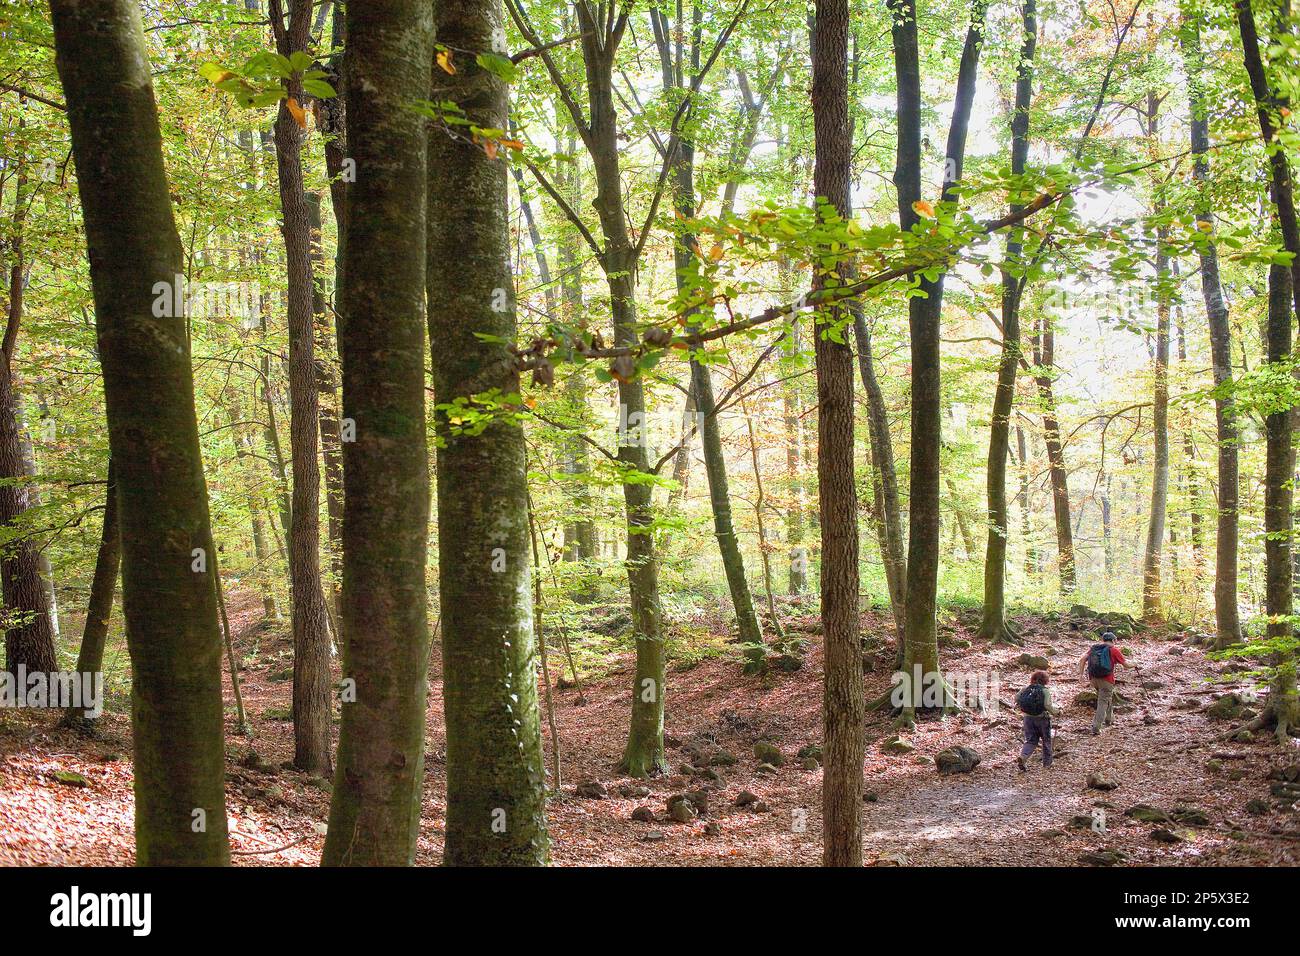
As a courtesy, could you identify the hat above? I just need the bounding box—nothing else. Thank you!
[1101,631,1117,642]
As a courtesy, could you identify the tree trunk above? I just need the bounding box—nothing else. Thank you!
[1032,315,1076,593]
[812,0,864,868]
[270,0,333,777]
[892,0,987,719]
[62,461,120,732]
[783,321,807,595]
[322,0,434,866]
[426,0,551,864]
[979,0,1035,643]
[50,0,230,864]
[1140,90,1170,623]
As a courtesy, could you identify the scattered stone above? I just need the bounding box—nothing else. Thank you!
[618,783,651,799]
[770,653,804,672]
[797,744,823,761]
[1204,694,1243,720]
[666,794,697,823]
[631,805,655,823]
[801,757,820,771]
[685,789,710,816]
[1267,764,1300,783]
[1018,653,1050,669]
[754,762,780,776]
[1206,759,1225,774]
[867,852,910,866]
[934,745,981,775]
[1150,828,1185,844]
[1170,806,1211,827]
[702,821,720,837]
[863,791,879,803]
[574,779,608,800]
[1140,680,1164,691]
[1041,828,1067,839]
[1079,849,1125,866]
[707,749,737,767]
[1233,729,1255,743]
[752,800,771,813]
[1167,647,1185,656]
[52,770,89,788]
[239,751,278,775]
[1124,804,1171,823]
[734,790,759,808]
[1086,772,1119,791]
[882,736,915,755]
[640,830,666,842]
[753,741,784,766]
[1069,815,1096,830]
[1244,799,1270,816]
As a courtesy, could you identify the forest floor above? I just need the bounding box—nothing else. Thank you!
[2,590,1299,866]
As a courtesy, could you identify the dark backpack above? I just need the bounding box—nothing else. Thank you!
[1016,684,1046,716]
[1086,643,1113,679]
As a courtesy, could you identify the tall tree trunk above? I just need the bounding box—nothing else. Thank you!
[426,0,551,864]
[1032,315,1076,593]
[0,143,57,677]
[1239,0,1300,739]
[50,0,230,864]
[63,461,120,731]
[812,0,864,868]
[270,0,333,776]
[892,0,988,721]
[979,0,1035,644]
[783,320,807,595]
[654,16,763,649]
[322,0,433,866]
[1141,91,1170,623]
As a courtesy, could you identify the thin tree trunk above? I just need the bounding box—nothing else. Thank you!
[62,461,119,732]
[892,0,988,720]
[426,0,551,864]
[979,0,1034,643]
[50,0,230,864]
[322,0,433,866]
[1032,315,1076,593]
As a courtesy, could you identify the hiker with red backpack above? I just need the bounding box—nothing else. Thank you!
[1015,670,1060,770]
[1079,631,1128,735]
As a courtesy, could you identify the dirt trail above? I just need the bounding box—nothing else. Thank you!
[2,595,1297,866]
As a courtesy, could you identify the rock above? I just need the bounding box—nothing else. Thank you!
[797,744,823,761]
[1233,729,1255,743]
[1140,680,1164,691]
[1170,806,1211,827]
[1018,653,1050,669]
[882,736,915,755]
[733,790,759,808]
[1041,828,1067,839]
[702,821,720,837]
[666,795,697,823]
[52,770,89,788]
[1204,695,1242,720]
[1150,828,1185,844]
[771,653,803,672]
[1269,781,1300,800]
[867,852,910,866]
[618,783,651,799]
[1069,815,1096,830]
[1206,759,1225,774]
[752,800,771,813]
[754,762,779,776]
[1143,714,1160,726]
[801,757,820,771]
[934,745,981,775]
[1267,764,1300,783]
[239,751,278,775]
[1079,849,1126,866]
[1086,772,1119,791]
[575,779,608,799]
[707,749,738,767]
[1124,804,1171,823]
[640,830,666,842]
[1074,690,1098,707]
[753,741,785,766]
[663,734,682,749]
[1167,647,1185,656]
[863,791,879,803]
[631,805,655,822]
[1244,798,1270,816]
[685,789,709,816]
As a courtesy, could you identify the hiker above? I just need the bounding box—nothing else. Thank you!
[1079,631,1128,735]
[1016,670,1059,770]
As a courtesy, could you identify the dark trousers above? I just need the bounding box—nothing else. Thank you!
[1020,714,1053,766]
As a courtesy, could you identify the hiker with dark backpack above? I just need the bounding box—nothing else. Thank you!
[1079,631,1128,735]
[1015,671,1060,770]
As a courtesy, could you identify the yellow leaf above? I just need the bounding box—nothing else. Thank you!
[483,139,499,160]
[912,199,935,219]
[708,244,724,262]
[500,138,525,151]
[286,97,307,129]
[437,50,456,74]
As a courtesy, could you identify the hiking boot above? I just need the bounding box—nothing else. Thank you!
[1017,756,1027,771]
